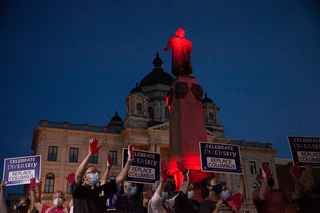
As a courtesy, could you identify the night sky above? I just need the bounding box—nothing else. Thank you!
[1,0,319,196]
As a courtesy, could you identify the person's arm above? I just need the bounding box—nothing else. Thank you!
[101,153,112,185]
[69,199,73,208]
[212,199,222,213]
[0,181,8,213]
[115,144,134,186]
[289,163,302,200]
[257,163,270,201]
[30,178,43,212]
[35,180,42,203]
[239,165,245,195]
[75,138,101,186]
[303,164,314,194]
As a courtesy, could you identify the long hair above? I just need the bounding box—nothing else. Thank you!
[200,176,215,200]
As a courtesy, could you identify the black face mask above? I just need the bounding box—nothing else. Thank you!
[170,183,176,191]
[19,205,27,212]
[268,177,275,188]
[211,184,222,194]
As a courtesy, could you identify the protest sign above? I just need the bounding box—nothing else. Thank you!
[200,142,242,174]
[106,196,115,211]
[288,136,320,167]
[122,148,160,184]
[3,155,41,186]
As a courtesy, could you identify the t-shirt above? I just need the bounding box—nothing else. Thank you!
[297,189,320,213]
[252,188,293,213]
[199,199,232,213]
[174,191,199,213]
[71,180,117,213]
[41,204,70,213]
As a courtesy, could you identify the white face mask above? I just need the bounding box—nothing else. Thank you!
[222,190,230,199]
[187,190,195,200]
[53,198,63,207]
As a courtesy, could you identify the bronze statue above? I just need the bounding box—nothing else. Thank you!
[164,28,193,77]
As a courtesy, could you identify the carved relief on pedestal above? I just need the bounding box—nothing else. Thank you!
[174,82,189,99]
[191,83,203,100]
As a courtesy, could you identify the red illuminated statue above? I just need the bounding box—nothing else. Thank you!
[164,28,193,77]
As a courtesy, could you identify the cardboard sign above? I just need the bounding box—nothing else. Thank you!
[2,155,41,186]
[122,148,160,184]
[200,142,242,174]
[288,136,320,167]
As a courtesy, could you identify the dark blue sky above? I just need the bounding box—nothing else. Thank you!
[1,0,319,196]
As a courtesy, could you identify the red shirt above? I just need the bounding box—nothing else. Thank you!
[252,188,293,213]
[41,204,70,213]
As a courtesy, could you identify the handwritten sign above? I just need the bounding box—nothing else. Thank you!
[3,155,41,186]
[122,149,160,184]
[200,142,242,174]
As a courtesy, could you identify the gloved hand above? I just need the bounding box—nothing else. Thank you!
[187,169,195,183]
[127,144,134,161]
[176,161,187,174]
[261,163,271,179]
[30,178,36,191]
[89,138,102,155]
[106,153,112,167]
[289,163,301,179]
[232,192,244,209]
[161,159,170,181]
[65,173,75,185]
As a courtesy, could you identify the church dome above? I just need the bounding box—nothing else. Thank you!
[108,112,123,127]
[202,93,216,106]
[130,82,144,96]
[139,52,174,88]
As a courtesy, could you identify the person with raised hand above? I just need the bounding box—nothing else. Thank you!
[174,160,199,213]
[71,138,134,213]
[148,159,177,213]
[30,178,71,213]
[252,162,302,213]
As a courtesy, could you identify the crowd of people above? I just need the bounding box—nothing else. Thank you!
[1,137,319,213]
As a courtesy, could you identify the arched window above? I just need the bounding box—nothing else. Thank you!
[209,113,214,120]
[45,173,55,193]
[137,103,142,111]
[148,107,154,119]
[165,107,169,119]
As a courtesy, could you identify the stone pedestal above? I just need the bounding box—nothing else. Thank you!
[167,76,211,197]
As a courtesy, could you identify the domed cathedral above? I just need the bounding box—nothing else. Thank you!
[31,52,277,212]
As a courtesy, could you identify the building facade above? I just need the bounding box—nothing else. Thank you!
[30,53,278,212]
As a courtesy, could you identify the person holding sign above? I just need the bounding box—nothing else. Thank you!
[148,159,177,213]
[252,163,302,213]
[199,175,233,213]
[30,178,71,213]
[220,165,245,212]
[71,138,134,213]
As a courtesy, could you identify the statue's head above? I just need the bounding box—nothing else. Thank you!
[175,28,185,38]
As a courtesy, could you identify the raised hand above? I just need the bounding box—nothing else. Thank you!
[89,138,102,155]
[187,169,195,183]
[30,178,36,191]
[232,192,244,209]
[176,160,187,174]
[65,172,75,185]
[106,153,112,167]
[1,181,6,190]
[127,144,134,161]
[261,163,271,179]
[289,163,301,179]
[161,159,170,181]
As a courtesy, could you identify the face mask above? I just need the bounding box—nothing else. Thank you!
[170,183,176,191]
[211,184,222,194]
[162,192,169,200]
[129,186,138,196]
[89,173,99,185]
[18,205,27,212]
[53,198,63,207]
[268,177,275,188]
[187,190,195,200]
[222,190,230,199]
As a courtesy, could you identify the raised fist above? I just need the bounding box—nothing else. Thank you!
[261,163,271,179]
[30,178,36,190]
[106,153,112,167]
[65,173,75,185]
[127,144,134,161]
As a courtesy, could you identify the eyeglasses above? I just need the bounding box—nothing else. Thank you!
[85,170,101,175]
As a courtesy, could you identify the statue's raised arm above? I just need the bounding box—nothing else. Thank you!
[164,28,193,77]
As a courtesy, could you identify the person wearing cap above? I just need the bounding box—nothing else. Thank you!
[71,138,134,213]
[252,162,302,213]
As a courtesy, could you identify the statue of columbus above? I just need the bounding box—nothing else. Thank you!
[164,28,193,77]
